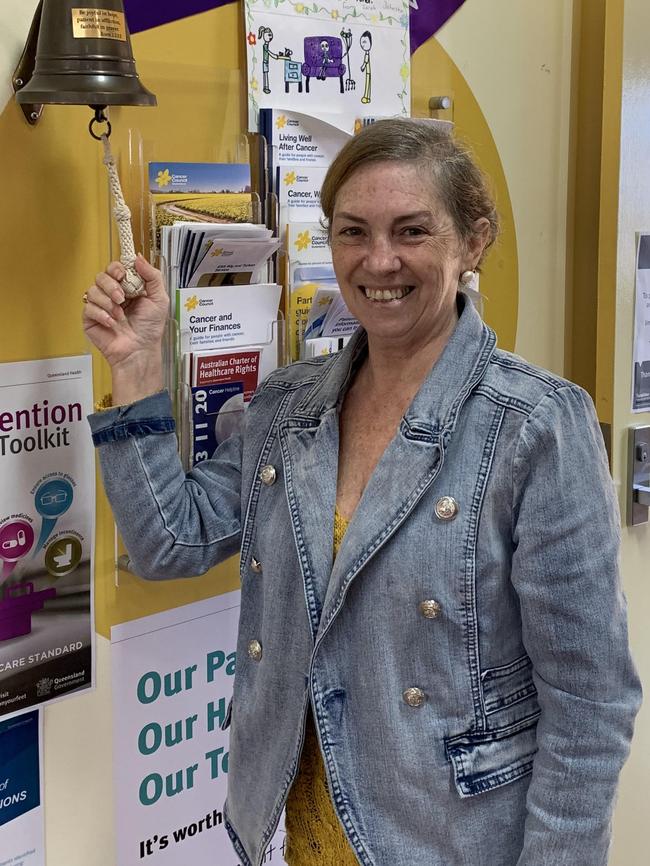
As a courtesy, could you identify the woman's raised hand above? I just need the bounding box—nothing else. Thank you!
[83,255,169,405]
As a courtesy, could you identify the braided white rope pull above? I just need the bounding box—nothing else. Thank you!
[101,134,146,298]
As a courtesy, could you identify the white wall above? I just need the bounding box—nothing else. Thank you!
[437,0,574,373]
[608,1,650,862]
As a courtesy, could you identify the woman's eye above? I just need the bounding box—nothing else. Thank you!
[339,226,363,238]
[401,226,427,237]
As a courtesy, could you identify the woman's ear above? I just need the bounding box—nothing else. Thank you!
[467,217,491,267]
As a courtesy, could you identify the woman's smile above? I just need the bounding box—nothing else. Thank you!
[361,285,415,301]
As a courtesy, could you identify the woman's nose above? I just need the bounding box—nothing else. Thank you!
[364,236,400,274]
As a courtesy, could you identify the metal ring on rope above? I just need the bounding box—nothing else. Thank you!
[89,109,111,141]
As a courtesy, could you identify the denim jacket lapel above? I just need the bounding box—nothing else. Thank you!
[324,306,494,623]
[281,295,497,637]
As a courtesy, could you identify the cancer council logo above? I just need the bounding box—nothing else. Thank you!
[156,168,172,188]
[294,230,311,252]
[184,295,199,312]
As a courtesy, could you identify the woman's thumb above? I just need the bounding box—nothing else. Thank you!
[134,254,165,293]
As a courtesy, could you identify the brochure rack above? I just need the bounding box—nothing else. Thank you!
[108,65,284,580]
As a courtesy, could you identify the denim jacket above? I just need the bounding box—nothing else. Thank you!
[89,297,641,866]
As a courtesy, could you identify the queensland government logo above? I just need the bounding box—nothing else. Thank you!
[37,677,53,697]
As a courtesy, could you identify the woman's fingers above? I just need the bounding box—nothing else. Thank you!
[83,284,123,327]
[106,260,126,282]
[95,267,126,305]
[85,283,118,314]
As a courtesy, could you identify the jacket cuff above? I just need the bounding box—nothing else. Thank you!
[87,390,176,446]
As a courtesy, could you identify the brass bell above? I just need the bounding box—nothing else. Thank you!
[13,0,156,124]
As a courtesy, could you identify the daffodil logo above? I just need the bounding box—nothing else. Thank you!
[275,115,287,129]
[184,295,199,312]
[294,230,311,251]
[284,171,296,186]
[318,296,332,307]
[210,248,224,257]
[156,168,171,188]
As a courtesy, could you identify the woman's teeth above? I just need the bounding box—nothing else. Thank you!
[363,286,413,301]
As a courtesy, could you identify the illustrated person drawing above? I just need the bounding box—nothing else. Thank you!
[83,120,640,866]
[359,30,372,104]
[258,26,278,94]
[318,39,330,81]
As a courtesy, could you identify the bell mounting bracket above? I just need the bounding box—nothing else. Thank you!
[12,0,44,125]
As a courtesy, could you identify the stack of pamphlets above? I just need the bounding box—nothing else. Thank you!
[164,222,279,292]
[286,222,336,360]
[303,287,358,343]
[177,282,283,468]
[148,162,283,468]
[149,161,255,253]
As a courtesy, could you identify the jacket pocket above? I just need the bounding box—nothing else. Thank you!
[445,712,539,798]
[481,654,538,717]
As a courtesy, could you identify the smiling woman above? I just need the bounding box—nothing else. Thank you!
[85,119,640,866]
[329,160,483,357]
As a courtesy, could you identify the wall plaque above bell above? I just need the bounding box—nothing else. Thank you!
[13,0,156,124]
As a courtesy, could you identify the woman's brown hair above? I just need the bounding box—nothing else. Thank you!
[321,119,499,265]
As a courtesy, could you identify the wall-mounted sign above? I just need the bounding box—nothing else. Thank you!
[111,592,286,865]
[632,233,650,412]
[0,356,94,719]
[0,709,45,866]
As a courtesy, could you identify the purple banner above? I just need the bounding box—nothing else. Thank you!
[124,0,236,35]
[410,0,467,54]
[124,0,465,53]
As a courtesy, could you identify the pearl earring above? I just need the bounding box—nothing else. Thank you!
[459,270,475,286]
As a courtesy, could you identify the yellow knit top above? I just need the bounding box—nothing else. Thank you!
[284,507,358,865]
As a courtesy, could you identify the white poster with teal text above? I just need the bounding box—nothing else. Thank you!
[111,592,287,865]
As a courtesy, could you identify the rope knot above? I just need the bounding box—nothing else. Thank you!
[113,203,131,222]
[121,266,146,298]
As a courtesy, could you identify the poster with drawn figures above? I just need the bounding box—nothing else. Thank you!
[0,356,94,718]
[0,709,45,866]
[245,0,410,129]
[111,592,287,865]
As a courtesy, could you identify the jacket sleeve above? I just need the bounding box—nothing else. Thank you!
[510,385,641,866]
[88,390,243,579]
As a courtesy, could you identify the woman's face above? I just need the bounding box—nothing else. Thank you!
[330,161,478,352]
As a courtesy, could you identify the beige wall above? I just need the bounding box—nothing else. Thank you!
[437,1,574,372]
[607,1,650,861]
